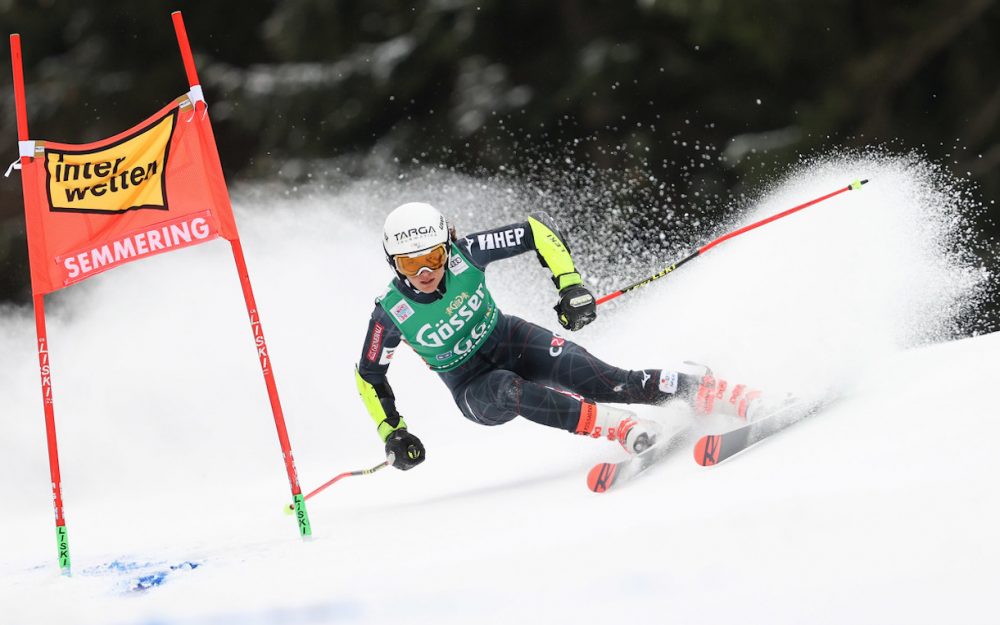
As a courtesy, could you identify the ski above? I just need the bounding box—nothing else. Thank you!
[693,394,835,466]
[586,426,690,493]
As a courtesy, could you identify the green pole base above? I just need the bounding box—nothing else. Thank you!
[56,525,71,576]
[292,494,312,538]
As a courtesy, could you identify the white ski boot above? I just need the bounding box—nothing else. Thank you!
[682,362,784,422]
[576,401,663,454]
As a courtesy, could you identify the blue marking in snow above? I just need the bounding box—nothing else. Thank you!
[171,561,200,571]
[84,559,155,575]
[131,572,167,591]
[81,558,203,594]
[125,561,202,594]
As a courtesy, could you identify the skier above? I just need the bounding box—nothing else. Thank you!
[356,202,765,470]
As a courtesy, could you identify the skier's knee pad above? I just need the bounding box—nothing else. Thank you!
[459,370,521,426]
[491,370,522,411]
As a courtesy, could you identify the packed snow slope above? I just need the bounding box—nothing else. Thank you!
[1,155,997,625]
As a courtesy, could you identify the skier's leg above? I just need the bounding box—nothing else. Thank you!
[450,369,663,454]
[499,316,697,405]
[450,368,580,429]
[499,316,776,421]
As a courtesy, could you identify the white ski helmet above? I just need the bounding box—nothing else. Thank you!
[383,202,450,259]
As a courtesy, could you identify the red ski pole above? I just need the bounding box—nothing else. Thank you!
[284,456,392,513]
[596,179,868,306]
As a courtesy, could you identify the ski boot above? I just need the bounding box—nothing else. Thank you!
[680,362,778,422]
[576,401,663,454]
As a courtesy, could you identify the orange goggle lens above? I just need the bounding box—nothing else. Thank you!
[393,244,448,276]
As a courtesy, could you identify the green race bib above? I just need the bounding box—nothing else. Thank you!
[379,244,499,371]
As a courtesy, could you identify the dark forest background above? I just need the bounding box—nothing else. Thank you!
[1,0,997,326]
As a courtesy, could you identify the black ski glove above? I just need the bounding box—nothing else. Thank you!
[385,429,425,470]
[554,284,597,331]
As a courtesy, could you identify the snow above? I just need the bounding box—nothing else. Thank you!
[1,155,997,624]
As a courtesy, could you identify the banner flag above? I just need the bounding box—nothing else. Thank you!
[18,92,239,294]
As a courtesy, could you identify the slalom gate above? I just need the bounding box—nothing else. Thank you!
[6,12,313,575]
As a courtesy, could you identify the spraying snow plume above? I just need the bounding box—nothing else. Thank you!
[584,151,992,394]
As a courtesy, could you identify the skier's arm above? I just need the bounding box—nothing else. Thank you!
[525,213,583,291]
[355,305,426,469]
[355,306,407,441]
[461,213,595,330]
[460,212,582,289]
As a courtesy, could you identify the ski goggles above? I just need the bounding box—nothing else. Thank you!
[393,243,449,277]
